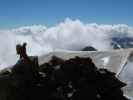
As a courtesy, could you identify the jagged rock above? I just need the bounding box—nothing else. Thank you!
[0,56,128,100]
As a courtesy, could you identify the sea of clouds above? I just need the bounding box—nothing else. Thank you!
[0,18,133,69]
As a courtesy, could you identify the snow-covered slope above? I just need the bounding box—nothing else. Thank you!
[39,49,130,75]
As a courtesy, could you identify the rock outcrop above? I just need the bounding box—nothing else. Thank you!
[0,56,129,100]
[81,46,97,51]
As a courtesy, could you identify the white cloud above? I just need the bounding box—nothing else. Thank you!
[0,18,133,68]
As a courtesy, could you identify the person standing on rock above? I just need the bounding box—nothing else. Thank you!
[12,43,40,100]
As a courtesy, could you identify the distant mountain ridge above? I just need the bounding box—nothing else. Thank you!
[111,37,133,49]
[80,37,133,51]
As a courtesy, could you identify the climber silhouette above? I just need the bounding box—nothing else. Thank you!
[16,42,30,61]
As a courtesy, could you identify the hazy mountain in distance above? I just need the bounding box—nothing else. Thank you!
[111,37,133,49]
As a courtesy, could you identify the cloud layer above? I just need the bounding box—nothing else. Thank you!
[0,18,133,69]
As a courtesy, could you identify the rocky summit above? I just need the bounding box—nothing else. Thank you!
[0,55,129,100]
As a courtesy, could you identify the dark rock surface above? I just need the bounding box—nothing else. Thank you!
[0,56,129,100]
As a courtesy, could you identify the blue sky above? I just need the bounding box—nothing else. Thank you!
[0,0,133,29]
